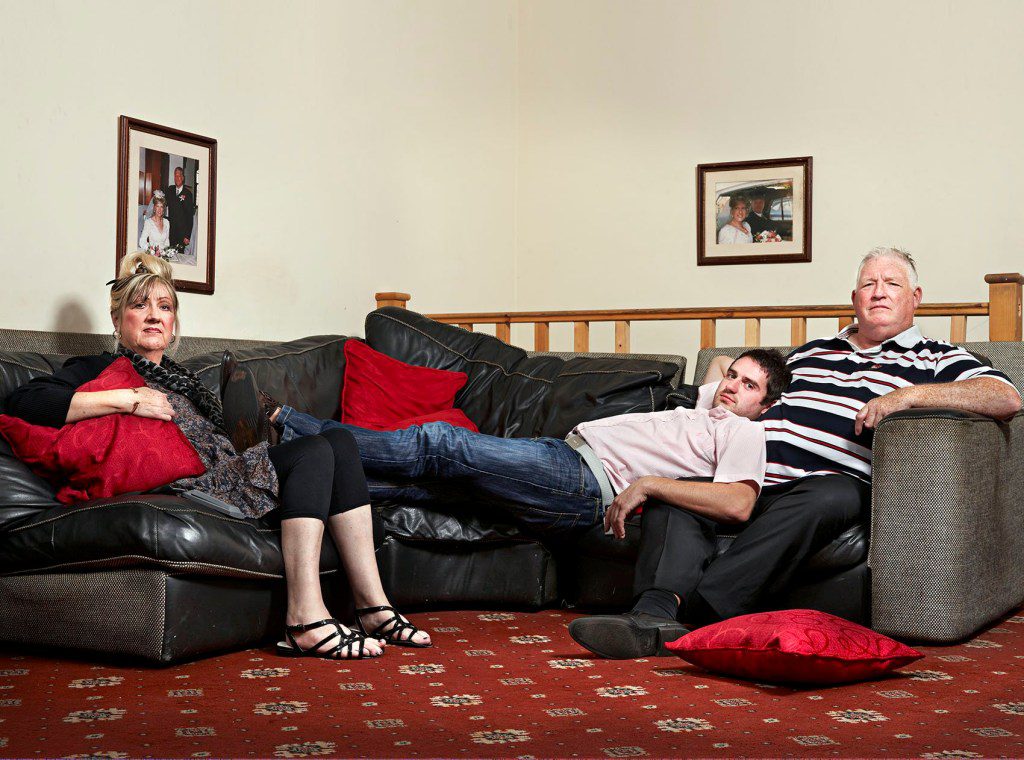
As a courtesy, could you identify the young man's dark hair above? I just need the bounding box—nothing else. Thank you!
[734,348,791,406]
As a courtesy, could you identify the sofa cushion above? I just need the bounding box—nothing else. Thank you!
[0,494,342,577]
[182,335,350,421]
[0,438,57,531]
[376,502,532,544]
[0,351,64,410]
[0,359,205,505]
[341,339,475,431]
[365,308,680,438]
[572,509,867,573]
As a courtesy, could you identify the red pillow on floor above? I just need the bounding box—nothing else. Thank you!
[664,609,923,685]
[0,357,205,504]
[341,340,477,432]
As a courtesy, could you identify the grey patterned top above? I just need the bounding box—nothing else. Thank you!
[153,379,279,518]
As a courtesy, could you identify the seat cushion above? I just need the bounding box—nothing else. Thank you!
[0,494,342,577]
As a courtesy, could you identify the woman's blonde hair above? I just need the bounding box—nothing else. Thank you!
[110,252,181,353]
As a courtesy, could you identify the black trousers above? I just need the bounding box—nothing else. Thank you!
[632,474,869,623]
[268,427,371,522]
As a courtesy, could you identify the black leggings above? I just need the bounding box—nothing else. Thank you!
[268,427,370,522]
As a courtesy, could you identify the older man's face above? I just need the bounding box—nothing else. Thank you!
[852,258,922,341]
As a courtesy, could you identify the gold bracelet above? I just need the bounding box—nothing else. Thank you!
[130,387,140,416]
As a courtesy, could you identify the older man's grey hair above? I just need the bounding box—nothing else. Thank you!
[856,246,919,290]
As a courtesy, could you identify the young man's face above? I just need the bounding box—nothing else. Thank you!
[712,356,772,420]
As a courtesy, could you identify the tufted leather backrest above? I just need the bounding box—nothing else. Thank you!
[364,308,683,439]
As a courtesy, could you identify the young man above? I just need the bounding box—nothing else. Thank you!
[263,349,789,538]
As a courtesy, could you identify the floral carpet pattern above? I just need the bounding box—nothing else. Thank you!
[1,609,1023,758]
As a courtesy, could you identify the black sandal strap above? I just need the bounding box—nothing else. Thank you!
[357,606,423,644]
[286,618,337,633]
[354,605,392,616]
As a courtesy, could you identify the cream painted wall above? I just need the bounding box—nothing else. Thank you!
[0,0,518,340]
[515,0,1024,367]
[3,1,1021,362]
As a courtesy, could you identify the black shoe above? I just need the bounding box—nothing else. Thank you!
[219,350,237,397]
[220,351,276,451]
[568,612,688,659]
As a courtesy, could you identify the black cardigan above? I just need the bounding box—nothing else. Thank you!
[5,354,117,428]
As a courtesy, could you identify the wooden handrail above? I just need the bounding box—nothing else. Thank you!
[374,272,1023,352]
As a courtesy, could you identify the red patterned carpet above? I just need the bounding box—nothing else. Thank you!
[1,608,1023,759]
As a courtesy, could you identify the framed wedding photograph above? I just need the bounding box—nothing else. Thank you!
[115,116,217,294]
[696,156,812,266]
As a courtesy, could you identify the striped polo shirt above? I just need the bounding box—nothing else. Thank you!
[759,324,1019,485]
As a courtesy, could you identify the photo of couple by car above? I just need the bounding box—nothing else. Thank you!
[696,156,812,266]
[714,180,792,245]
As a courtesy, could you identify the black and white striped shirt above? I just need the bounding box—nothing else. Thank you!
[759,324,1019,485]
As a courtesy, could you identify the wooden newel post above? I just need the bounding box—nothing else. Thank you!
[375,292,411,310]
[985,274,1024,341]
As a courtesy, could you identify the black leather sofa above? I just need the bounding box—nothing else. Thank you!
[2,310,1022,663]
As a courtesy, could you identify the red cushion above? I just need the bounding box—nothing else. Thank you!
[664,609,923,685]
[341,340,476,431]
[0,358,205,504]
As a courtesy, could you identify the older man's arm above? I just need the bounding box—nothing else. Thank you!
[854,377,1022,435]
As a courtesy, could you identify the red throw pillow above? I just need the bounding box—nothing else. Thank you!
[664,609,923,685]
[341,340,477,432]
[0,357,205,504]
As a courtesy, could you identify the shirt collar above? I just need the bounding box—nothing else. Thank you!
[836,323,923,352]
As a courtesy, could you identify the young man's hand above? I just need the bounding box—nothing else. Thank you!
[603,477,650,539]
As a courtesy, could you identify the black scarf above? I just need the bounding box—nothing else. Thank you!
[116,345,225,431]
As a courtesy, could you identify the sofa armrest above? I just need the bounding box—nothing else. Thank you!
[868,408,1024,642]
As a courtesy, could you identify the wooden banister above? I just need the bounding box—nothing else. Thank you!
[986,273,1024,341]
[375,292,411,309]
[375,273,1021,352]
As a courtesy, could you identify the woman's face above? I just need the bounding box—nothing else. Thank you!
[153,200,165,219]
[731,203,748,223]
[114,282,176,363]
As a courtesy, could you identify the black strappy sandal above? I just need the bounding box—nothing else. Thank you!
[356,605,432,648]
[275,618,382,660]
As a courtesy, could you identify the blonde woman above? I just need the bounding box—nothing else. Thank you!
[5,252,430,659]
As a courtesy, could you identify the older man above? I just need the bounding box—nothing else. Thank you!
[571,246,1021,659]
[165,166,195,250]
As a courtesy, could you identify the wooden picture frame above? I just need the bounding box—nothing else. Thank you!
[697,156,812,266]
[115,116,217,294]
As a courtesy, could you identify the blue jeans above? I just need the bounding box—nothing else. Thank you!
[278,407,603,534]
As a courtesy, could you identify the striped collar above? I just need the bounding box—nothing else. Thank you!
[836,323,923,353]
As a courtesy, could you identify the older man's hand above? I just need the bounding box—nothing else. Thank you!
[603,478,649,539]
[854,388,914,435]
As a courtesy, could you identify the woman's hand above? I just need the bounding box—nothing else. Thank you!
[128,387,175,421]
[66,388,175,424]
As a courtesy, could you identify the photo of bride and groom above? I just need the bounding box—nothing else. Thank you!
[137,149,199,266]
